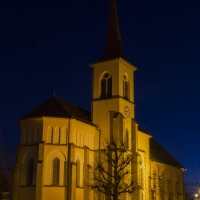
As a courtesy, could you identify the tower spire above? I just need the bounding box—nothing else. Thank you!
[101,0,124,60]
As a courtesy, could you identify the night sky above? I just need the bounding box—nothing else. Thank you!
[1,0,200,188]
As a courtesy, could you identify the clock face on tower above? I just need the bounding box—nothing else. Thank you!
[124,106,130,118]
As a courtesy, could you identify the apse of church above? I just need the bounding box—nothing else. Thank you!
[12,0,186,200]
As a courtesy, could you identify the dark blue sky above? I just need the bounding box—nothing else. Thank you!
[1,0,200,186]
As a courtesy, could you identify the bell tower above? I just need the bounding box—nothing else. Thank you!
[90,0,137,140]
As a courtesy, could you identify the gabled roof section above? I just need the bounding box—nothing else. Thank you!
[100,0,124,61]
[21,96,92,124]
[138,126,152,136]
[150,138,184,169]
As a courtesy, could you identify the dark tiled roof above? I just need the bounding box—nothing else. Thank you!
[21,96,92,124]
[138,126,152,136]
[150,138,184,168]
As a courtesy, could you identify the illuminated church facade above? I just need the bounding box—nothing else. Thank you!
[12,0,186,200]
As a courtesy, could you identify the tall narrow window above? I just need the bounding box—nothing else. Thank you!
[100,73,112,99]
[123,75,128,99]
[101,79,107,98]
[27,158,34,185]
[76,159,80,187]
[124,131,129,149]
[52,158,60,185]
[139,161,144,188]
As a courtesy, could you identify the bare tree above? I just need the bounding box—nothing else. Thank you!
[92,139,135,200]
[0,169,10,191]
[150,166,166,200]
[0,146,12,197]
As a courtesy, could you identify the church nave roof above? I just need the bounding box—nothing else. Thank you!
[21,96,93,125]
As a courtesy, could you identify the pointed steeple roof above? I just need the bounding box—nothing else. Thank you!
[100,0,124,60]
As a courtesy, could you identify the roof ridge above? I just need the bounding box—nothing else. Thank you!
[20,96,92,124]
[54,96,74,118]
[150,138,184,168]
[40,97,56,116]
[54,96,90,112]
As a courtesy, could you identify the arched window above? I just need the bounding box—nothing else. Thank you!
[27,158,34,185]
[139,157,144,188]
[52,158,60,185]
[88,164,93,186]
[139,164,143,187]
[101,79,106,98]
[123,75,128,99]
[76,159,80,187]
[100,73,112,98]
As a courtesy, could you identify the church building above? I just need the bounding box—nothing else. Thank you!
[12,0,186,200]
